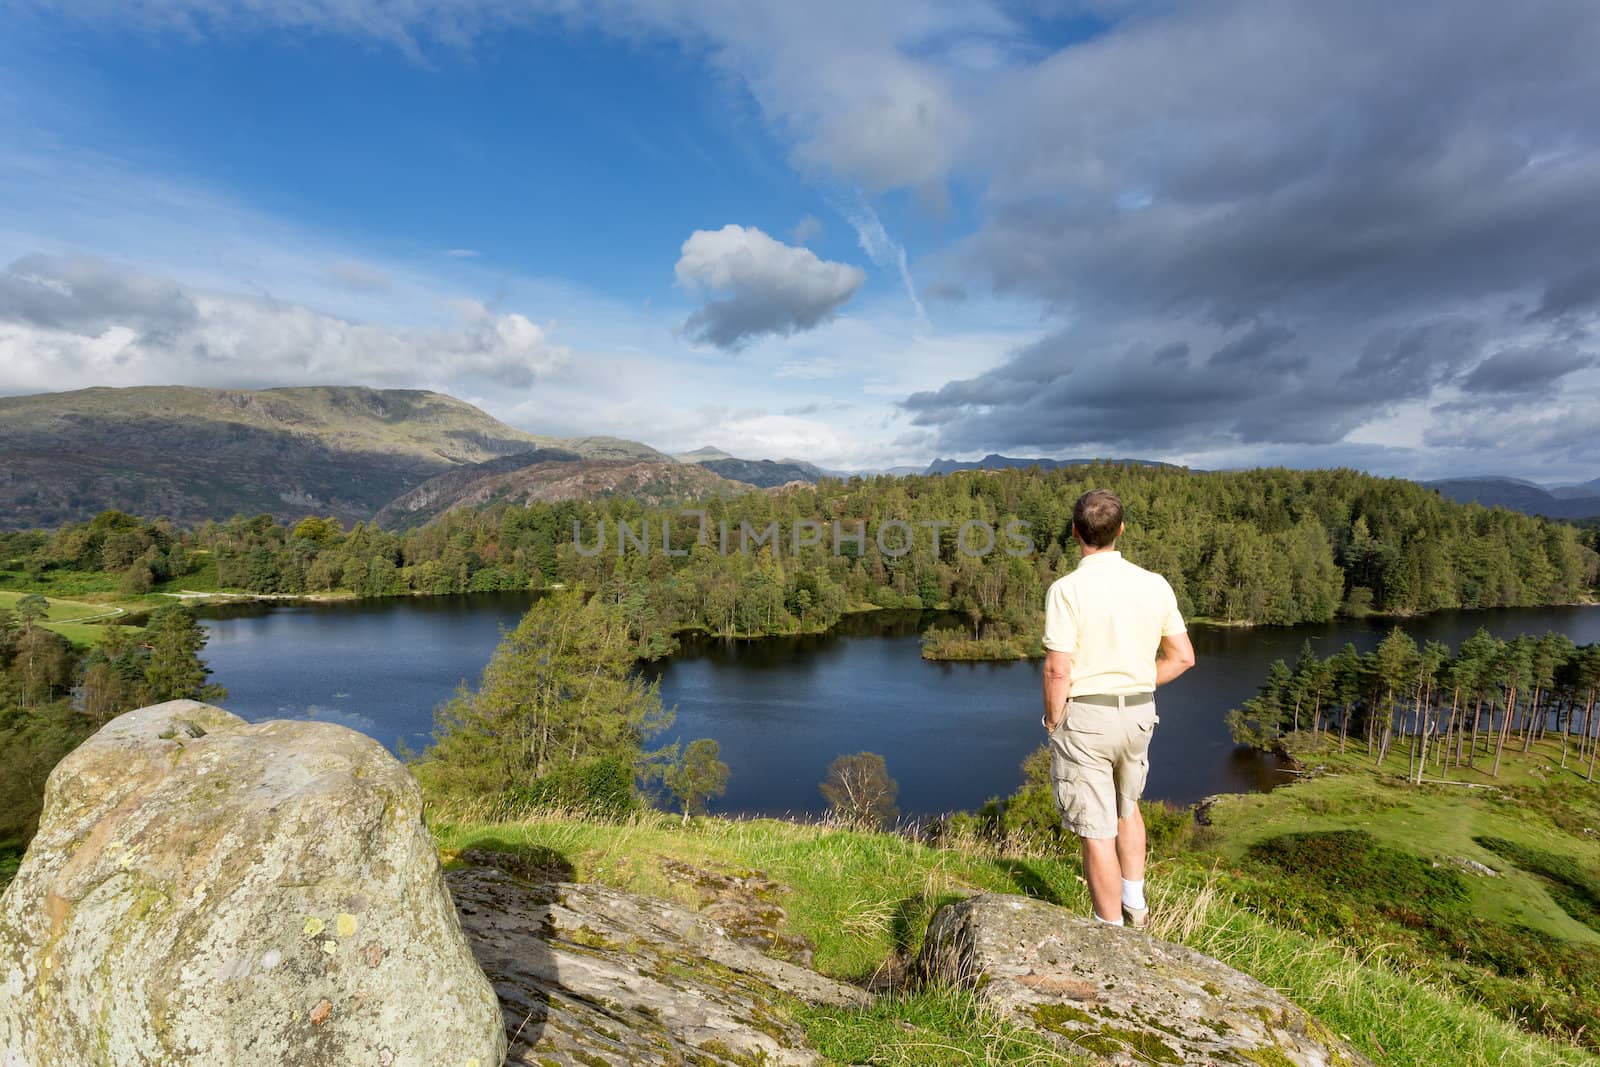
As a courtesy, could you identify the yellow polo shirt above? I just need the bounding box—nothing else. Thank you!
[1043,550,1186,696]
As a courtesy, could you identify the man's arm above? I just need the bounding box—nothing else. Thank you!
[1155,632,1196,687]
[1041,649,1073,731]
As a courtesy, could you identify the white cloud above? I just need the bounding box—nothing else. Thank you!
[443,248,481,258]
[0,254,569,393]
[675,225,865,350]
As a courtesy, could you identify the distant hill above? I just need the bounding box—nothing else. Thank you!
[0,386,667,528]
[685,456,827,488]
[1423,477,1600,520]
[675,446,882,481]
[1548,477,1600,500]
[374,456,753,529]
[673,446,735,464]
[925,454,1178,475]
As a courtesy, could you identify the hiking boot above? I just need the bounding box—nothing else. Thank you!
[1122,904,1148,929]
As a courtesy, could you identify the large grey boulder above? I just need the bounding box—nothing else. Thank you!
[917,894,1370,1067]
[0,700,505,1067]
[449,860,869,1066]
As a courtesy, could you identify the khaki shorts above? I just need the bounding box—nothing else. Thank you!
[1049,698,1159,839]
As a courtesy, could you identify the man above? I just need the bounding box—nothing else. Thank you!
[1041,489,1195,927]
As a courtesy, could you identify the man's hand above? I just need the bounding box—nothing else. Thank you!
[1041,649,1073,732]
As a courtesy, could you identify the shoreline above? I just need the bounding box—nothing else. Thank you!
[921,599,1600,662]
[7,582,1595,661]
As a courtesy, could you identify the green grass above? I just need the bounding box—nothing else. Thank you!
[1165,866,1599,1067]
[1474,836,1600,934]
[1209,736,1600,943]
[435,814,1048,978]
[432,808,1596,1066]
[0,589,119,621]
[795,990,1088,1065]
[0,589,140,646]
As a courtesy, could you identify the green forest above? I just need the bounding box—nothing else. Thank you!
[1228,626,1600,780]
[2,465,1595,662]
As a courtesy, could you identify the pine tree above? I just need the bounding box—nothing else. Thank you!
[1373,628,1420,766]
[142,605,227,703]
[417,592,672,802]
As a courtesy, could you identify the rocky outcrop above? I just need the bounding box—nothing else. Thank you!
[449,860,869,1066]
[917,894,1371,1067]
[657,858,816,967]
[0,700,504,1067]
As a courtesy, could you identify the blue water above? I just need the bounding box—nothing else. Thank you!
[198,597,1600,816]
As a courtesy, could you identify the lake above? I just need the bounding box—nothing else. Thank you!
[197,597,1600,817]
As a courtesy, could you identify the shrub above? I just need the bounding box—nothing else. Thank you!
[509,755,641,819]
[1245,829,1469,916]
[820,752,899,830]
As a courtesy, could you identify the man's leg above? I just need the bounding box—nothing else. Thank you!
[1116,804,1148,925]
[1080,835,1122,923]
[1115,803,1146,882]
[1113,709,1156,925]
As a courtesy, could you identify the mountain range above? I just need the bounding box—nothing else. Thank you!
[0,386,666,528]
[1421,477,1600,521]
[1,386,1596,529]
[924,454,1180,475]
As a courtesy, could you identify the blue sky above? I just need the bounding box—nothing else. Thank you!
[3,1,1599,481]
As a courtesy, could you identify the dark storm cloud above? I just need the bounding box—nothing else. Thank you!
[1207,325,1298,371]
[906,316,1485,454]
[1530,265,1600,321]
[907,0,1600,462]
[1458,346,1598,395]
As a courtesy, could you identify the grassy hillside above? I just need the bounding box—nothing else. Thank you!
[0,590,133,645]
[424,727,1600,1066]
[432,791,1597,1066]
[1215,735,1600,940]
[0,385,667,527]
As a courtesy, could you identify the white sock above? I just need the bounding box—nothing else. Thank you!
[1094,912,1124,926]
[1122,878,1146,911]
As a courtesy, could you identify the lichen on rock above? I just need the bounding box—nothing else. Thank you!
[916,893,1370,1067]
[0,700,505,1067]
[449,862,868,1066]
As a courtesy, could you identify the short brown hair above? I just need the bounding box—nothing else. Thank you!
[1073,489,1123,548]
